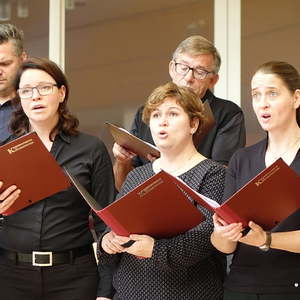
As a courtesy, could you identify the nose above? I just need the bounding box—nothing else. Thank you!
[31,87,41,100]
[184,68,194,81]
[259,94,270,108]
[158,114,168,127]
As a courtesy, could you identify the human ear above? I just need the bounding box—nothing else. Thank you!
[293,89,300,109]
[190,117,199,134]
[58,85,66,103]
[168,60,176,81]
[208,73,219,89]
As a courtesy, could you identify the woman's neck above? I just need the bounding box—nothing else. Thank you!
[268,125,300,152]
[266,125,300,166]
[29,124,56,151]
[153,144,206,175]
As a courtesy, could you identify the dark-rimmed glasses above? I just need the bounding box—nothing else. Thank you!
[174,61,213,80]
[17,83,58,99]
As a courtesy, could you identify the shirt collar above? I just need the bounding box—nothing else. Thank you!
[201,89,214,103]
[0,99,13,107]
[56,131,71,144]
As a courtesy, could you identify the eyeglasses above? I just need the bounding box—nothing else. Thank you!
[174,61,213,80]
[17,83,58,99]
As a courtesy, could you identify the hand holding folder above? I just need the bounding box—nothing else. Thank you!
[174,158,300,230]
[0,132,70,215]
[105,122,160,161]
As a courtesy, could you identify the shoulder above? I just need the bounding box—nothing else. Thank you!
[66,132,108,153]
[198,158,226,174]
[69,131,105,146]
[133,105,145,121]
[186,159,226,184]
[231,139,266,162]
[135,105,145,115]
[118,163,153,196]
[0,133,18,146]
[126,163,153,184]
[202,159,226,179]
[208,92,243,118]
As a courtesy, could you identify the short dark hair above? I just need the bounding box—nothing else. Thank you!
[0,23,24,56]
[11,57,79,140]
[254,61,300,126]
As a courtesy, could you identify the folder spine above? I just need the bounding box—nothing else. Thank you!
[97,210,130,236]
[215,205,248,228]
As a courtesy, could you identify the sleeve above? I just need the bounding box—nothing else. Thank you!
[211,110,246,165]
[96,168,143,297]
[150,165,226,271]
[130,106,154,168]
[222,152,239,201]
[97,247,120,298]
[90,139,117,236]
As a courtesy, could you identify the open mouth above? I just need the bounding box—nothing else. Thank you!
[32,105,45,110]
[262,113,271,119]
[158,130,168,138]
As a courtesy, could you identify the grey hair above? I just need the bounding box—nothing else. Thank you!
[0,23,24,56]
[172,35,221,74]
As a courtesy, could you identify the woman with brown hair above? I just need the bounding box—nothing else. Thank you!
[0,57,115,300]
[211,61,300,300]
[98,82,226,299]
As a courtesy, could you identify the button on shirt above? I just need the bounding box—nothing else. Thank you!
[0,100,13,142]
[0,131,116,253]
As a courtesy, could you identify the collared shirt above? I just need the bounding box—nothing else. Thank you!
[0,131,116,252]
[131,89,246,166]
[0,100,14,142]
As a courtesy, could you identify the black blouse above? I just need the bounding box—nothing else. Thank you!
[224,138,300,294]
[0,131,116,252]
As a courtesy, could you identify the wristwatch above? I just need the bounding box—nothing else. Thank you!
[258,231,272,251]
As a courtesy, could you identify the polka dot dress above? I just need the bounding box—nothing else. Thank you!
[100,159,226,300]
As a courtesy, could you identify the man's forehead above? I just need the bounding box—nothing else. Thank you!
[175,52,214,67]
[0,41,19,58]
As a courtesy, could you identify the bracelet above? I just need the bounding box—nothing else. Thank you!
[258,231,272,251]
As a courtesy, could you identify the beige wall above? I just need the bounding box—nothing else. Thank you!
[242,0,300,145]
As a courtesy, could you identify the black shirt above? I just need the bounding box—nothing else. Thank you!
[0,131,116,252]
[224,138,300,294]
[131,89,246,166]
[0,100,13,142]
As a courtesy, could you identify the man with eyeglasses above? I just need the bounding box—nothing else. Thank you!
[0,23,27,142]
[113,35,246,190]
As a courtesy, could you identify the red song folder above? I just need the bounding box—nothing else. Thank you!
[66,169,205,238]
[172,158,300,230]
[0,132,71,215]
[105,122,160,161]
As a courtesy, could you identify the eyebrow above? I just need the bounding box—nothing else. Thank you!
[20,81,56,88]
[176,60,210,70]
[252,86,278,92]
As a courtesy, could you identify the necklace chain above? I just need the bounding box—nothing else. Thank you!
[268,135,300,159]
